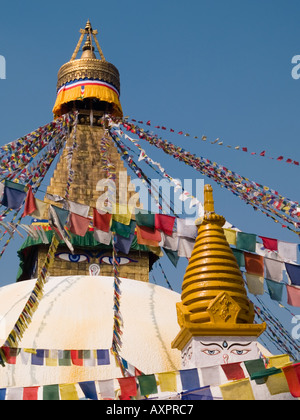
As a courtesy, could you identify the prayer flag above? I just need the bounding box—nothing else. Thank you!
[154,214,175,236]
[69,213,91,237]
[220,378,255,400]
[259,236,278,251]
[177,218,198,239]
[68,200,89,217]
[111,220,135,238]
[71,350,83,366]
[135,210,155,229]
[160,232,179,251]
[23,387,39,400]
[163,248,179,267]
[2,181,26,210]
[96,349,110,366]
[94,229,112,245]
[138,374,158,396]
[180,368,200,391]
[93,208,112,232]
[157,372,177,392]
[232,248,245,267]
[79,381,98,400]
[245,273,264,295]
[285,262,300,286]
[22,185,37,217]
[43,384,60,400]
[31,349,44,366]
[277,241,298,262]
[114,233,134,255]
[182,386,213,400]
[223,228,237,245]
[282,363,300,398]
[98,379,115,400]
[31,199,47,220]
[112,204,132,226]
[244,252,264,276]
[59,383,79,400]
[236,232,256,252]
[286,285,300,307]
[266,372,289,395]
[265,279,284,301]
[6,387,23,400]
[221,362,245,381]
[118,377,137,400]
[178,237,195,258]
[264,258,283,282]
[136,226,161,247]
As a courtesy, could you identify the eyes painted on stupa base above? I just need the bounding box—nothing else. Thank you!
[199,341,252,357]
[55,252,138,266]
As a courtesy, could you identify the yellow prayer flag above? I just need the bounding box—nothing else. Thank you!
[266,373,290,395]
[268,354,291,369]
[45,350,58,367]
[59,383,79,400]
[31,199,48,220]
[223,228,237,245]
[220,378,255,400]
[112,203,132,225]
[157,372,177,393]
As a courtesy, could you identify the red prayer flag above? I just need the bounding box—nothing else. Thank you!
[117,377,137,400]
[93,208,112,232]
[22,185,37,217]
[259,236,278,251]
[23,386,39,400]
[154,214,175,236]
[221,362,245,381]
[282,363,300,398]
[136,226,161,247]
[69,213,91,237]
[242,147,248,152]
[244,252,264,276]
[277,156,284,161]
[2,347,17,364]
[71,350,83,366]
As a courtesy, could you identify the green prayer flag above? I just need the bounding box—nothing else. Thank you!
[43,384,60,400]
[58,350,72,366]
[111,220,136,238]
[236,232,257,252]
[232,248,245,267]
[135,211,155,229]
[266,279,284,301]
[163,248,179,267]
[138,374,158,396]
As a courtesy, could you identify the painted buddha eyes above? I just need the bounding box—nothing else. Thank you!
[56,253,136,265]
[56,253,90,263]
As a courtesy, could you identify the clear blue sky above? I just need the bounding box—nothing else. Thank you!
[0,0,299,354]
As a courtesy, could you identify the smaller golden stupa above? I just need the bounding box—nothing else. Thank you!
[172,185,266,351]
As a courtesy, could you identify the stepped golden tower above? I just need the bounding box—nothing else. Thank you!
[172,185,266,367]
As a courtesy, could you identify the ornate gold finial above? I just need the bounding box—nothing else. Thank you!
[70,20,105,61]
[172,184,266,350]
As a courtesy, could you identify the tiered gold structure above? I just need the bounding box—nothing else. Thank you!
[172,185,266,351]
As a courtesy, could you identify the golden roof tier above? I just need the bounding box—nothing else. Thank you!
[53,20,122,117]
[172,185,266,350]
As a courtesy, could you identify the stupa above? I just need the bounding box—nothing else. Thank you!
[0,21,297,400]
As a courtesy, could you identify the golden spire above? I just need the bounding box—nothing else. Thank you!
[172,185,266,351]
[53,20,122,117]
